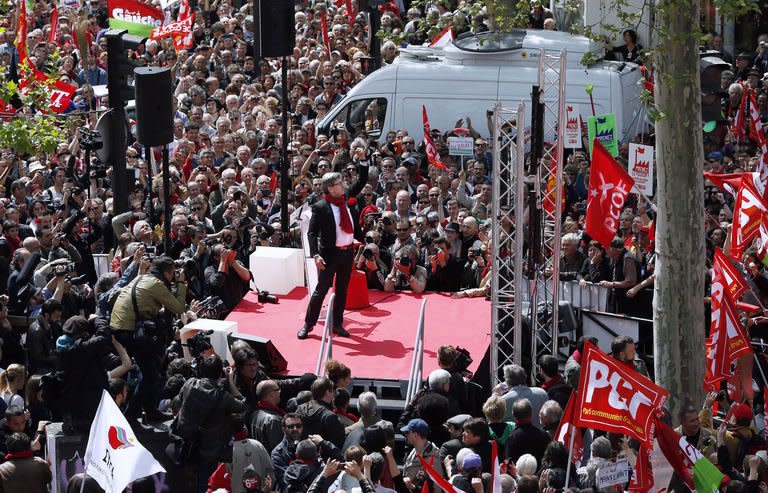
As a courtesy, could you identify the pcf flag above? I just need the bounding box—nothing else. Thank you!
[731,177,768,260]
[574,342,668,445]
[84,390,165,493]
[422,105,446,170]
[585,139,634,248]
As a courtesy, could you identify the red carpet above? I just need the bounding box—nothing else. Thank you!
[226,288,491,381]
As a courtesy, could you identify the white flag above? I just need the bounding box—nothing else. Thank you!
[83,390,166,493]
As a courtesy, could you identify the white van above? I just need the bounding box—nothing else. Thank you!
[316,29,643,142]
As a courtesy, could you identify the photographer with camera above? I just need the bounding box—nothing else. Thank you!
[384,246,426,294]
[355,243,388,290]
[205,243,250,312]
[110,256,188,424]
[7,248,42,316]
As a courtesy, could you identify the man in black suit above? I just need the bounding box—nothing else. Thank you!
[298,159,369,339]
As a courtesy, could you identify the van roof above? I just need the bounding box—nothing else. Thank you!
[399,30,604,67]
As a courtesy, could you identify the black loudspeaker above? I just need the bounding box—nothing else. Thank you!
[133,67,173,147]
[228,333,288,373]
[253,0,295,58]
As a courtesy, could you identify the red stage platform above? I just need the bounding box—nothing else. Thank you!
[226,288,491,381]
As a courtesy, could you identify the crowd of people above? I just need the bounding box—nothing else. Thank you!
[0,0,761,488]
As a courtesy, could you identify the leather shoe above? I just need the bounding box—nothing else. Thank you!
[297,325,313,339]
[333,326,350,337]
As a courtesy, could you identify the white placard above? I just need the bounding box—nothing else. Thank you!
[565,104,582,148]
[628,143,654,196]
[447,136,474,157]
[597,457,630,489]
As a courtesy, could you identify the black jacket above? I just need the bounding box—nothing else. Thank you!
[57,317,112,432]
[171,377,247,464]
[307,163,369,258]
[504,422,552,464]
[296,399,345,449]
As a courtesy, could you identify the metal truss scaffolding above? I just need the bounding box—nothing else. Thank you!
[490,50,567,383]
[490,103,526,382]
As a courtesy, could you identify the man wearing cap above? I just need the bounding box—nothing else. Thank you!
[110,256,188,423]
[401,418,443,493]
[439,414,471,465]
[298,155,369,340]
[736,52,753,81]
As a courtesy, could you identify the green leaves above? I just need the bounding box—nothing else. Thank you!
[0,114,66,156]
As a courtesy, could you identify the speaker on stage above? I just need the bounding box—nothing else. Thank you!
[228,333,288,373]
[253,0,295,58]
[133,67,173,147]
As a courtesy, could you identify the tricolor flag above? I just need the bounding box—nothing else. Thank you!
[83,390,165,493]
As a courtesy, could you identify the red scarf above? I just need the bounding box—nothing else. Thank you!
[324,193,353,234]
[540,373,563,391]
[4,450,33,460]
[333,408,358,422]
[257,400,286,416]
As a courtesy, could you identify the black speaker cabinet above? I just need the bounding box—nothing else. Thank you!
[253,0,296,58]
[133,66,173,147]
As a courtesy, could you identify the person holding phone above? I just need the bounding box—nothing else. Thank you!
[384,245,426,293]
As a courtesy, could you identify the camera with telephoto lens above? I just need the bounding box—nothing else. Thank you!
[399,256,410,266]
[258,290,279,304]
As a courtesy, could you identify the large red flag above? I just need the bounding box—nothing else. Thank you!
[18,69,76,113]
[574,342,668,445]
[585,139,635,248]
[730,177,768,260]
[555,392,584,465]
[704,171,749,196]
[422,106,447,171]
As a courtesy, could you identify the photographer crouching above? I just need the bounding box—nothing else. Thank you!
[110,256,188,425]
[204,243,251,314]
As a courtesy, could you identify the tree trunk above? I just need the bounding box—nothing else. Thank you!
[652,0,706,412]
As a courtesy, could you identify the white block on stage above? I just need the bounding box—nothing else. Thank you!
[181,318,237,364]
[249,247,305,295]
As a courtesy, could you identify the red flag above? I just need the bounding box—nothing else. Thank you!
[704,171,750,197]
[269,170,279,194]
[712,248,749,302]
[555,392,584,465]
[180,153,193,182]
[178,0,191,19]
[150,14,194,47]
[730,177,768,260]
[490,440,502,493]
[320,13,331,59]
[417,456,462,493]
[733,86,748,141]
[542,152,563,214]
[629,445,654,492]
[422,106,447,171]
[16,0,28,66]
[48,5,58,44]
[654,416,695,490]
[345,0,355,26]
[574,342,669,445]
[585,139,635,248]
[19,69,75,113]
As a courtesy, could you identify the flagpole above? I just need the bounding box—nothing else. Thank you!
[564,425,577,488]
[79,465,88,493]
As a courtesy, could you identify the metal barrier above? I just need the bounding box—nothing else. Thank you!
[405,299,428,405]
[518,279,611,312]
[315,293,335,376]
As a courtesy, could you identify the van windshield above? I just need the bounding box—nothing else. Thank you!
[329,97,388,137]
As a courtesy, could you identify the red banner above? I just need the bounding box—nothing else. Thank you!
[574,342,668,445]
[19,69,75,114]
[730,177,768,260]
[16,0,28,65]
[150,14,193,41]
[422,105,446,170]
[704,171,750,196]
[628,445,653,492]
[585,138,635,248]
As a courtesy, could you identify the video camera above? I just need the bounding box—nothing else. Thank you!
[185,329,214,358]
